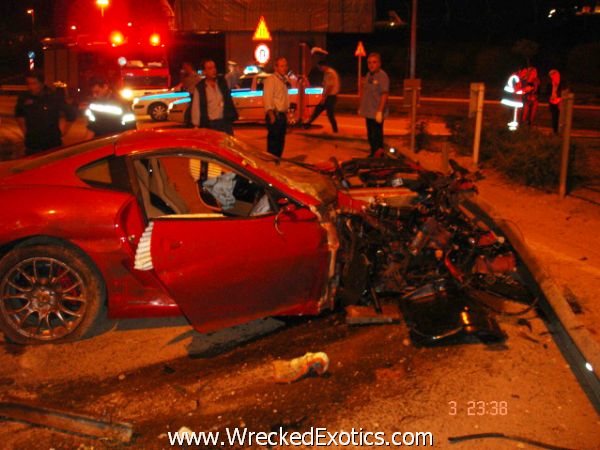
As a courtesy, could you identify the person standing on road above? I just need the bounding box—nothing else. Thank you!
[521,67,540,127]
[15,70,76,155]
[303,60,339,133]
[84,77,137,139]
[547,69,564,134]
[178,62,202,126]
[191,59,238,136]
[263,57,291,157]
[358,53,389,157]
[180,62,201,94]
[225,61,242,90]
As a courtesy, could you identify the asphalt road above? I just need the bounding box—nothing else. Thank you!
[0,117,599,449]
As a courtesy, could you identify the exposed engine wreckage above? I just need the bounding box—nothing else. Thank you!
[313,155,535,346]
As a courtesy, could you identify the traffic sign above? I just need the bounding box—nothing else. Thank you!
[253,16,272,41]
[354,41,366,57]
[254,44,271,65]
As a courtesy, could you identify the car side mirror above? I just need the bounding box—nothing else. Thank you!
[274,198,297,235]
[277,197,297,213]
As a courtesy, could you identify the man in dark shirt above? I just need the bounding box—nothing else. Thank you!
[15,71,76,155]
[84,78,137,139]
[191,60,238,135]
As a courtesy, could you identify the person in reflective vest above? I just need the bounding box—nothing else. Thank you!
[84,78,136,139]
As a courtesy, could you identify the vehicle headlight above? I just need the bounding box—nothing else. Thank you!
[84,108,96,122]
[168,102,174,111]
[121,113,136,125]
[132,97,140,105]
[120,88,134,100]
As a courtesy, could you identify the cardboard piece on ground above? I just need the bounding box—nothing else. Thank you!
[345,304,401,325]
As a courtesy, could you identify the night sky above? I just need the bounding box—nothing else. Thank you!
[0,0,597,43]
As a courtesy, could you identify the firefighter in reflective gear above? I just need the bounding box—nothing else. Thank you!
[84,78,136,139]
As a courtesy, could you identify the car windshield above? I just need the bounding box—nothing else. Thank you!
[223,136,337,205]
[124,75,170,89]
[8,137,117,174]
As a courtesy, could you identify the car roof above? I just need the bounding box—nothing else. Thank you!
[114,128,227,156]
[2,136,118,176]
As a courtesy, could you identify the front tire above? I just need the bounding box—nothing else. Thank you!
[0,244,105,344]
[148,102,168,122]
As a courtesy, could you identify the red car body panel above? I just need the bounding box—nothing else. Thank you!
[0,129,339,331]
[150,208,330,333]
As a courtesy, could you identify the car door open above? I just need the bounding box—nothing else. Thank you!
[133,152,331,332]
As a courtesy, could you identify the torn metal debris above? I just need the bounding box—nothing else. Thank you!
[325,156,535,345]
[0,402,133,443]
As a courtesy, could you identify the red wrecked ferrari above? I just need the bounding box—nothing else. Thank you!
[0,129,418,344]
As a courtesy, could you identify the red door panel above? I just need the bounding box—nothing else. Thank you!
[149,208,330,332]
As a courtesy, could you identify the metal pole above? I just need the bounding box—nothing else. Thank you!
[410,87,417,152]
[441,142,449,173]
[559,92,575,198]
[298,43,307,123]
[473,83,485,166]
[559,88,569,134]
[409,0,417,78]
[357,56,362,96]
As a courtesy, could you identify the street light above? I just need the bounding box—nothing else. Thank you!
[26,9,35,34]
[96,0,109,17]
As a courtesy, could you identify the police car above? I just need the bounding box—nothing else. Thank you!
[167,66,323,124]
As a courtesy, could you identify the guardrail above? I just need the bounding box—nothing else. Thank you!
[0,85,27,95]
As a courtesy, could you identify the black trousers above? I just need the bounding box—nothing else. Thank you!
[549,103,560,134]
[266,112,287,157]
[307,95,338,132]
[208,119,234,136]
[25,135,62,155]
[365,118,384,156]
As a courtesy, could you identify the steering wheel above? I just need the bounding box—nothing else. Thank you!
[199,187,223,213]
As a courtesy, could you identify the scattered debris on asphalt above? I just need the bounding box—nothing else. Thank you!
[345,304,401,325]
[0,402,133,443]
[273,352,330,383]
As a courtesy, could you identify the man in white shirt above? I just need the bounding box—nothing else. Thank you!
[263,57,290,157]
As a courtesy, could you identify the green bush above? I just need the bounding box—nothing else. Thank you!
[444,116,584,188]
[474,47,519,83]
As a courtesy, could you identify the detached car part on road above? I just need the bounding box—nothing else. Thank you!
[0,130,532,344]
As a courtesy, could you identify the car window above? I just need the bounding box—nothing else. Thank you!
[76,156,132,192]
[10,137,117,174]
[255,77,265,91]
[134,154,274,219]
[239,78,253,90]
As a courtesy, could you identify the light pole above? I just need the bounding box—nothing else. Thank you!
[409,0,417,78]
[96,0,109,17]
[26,9,35,35]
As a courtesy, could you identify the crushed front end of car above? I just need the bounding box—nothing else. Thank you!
[321,156,535,346]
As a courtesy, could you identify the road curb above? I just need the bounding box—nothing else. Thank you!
[463,196,600,376]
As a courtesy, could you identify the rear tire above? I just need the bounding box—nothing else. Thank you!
[0,244,105,345]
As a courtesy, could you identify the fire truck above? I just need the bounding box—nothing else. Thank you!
[42,32,170,104]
